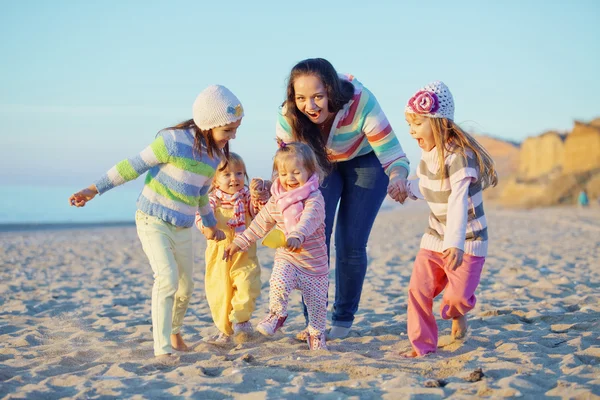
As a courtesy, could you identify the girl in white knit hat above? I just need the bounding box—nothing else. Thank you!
[69,85,244,364]
[391,81,498,357]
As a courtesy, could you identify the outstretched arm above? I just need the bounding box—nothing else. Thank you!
[230,201,277,252]
[68,134,170,207]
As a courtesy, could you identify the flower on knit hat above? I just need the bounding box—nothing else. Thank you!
[227,104,243,117]
[407,91,440,115]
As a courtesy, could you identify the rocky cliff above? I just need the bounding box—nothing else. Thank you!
[498,118,600,207]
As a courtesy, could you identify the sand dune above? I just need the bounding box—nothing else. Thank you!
[1,205,599,398]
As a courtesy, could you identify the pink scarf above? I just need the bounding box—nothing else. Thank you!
[211,187,250,233]
[270,174,320,235]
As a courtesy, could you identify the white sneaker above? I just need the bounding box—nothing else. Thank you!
[205,332,231,345]
[233,321,253,335]
[327,326,351,339]
[256,313,287,336]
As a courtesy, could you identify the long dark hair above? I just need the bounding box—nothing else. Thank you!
[283,58,354,173]
[162,119,229,161]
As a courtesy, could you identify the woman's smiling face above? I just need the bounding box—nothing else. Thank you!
[293,74,332,125]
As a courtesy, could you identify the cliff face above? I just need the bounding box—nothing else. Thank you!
[472,135,519,201]
[498,118,600,207]
[563,121,600,174]
[517,132,564,180]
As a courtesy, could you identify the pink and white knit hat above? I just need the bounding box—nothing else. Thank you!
[192,85,244,130]
[405,81,454,120]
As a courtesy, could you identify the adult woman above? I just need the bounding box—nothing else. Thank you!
[276,58,410,338]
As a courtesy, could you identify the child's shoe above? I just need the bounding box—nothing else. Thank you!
[233,321,254,335]
[307,332,328,350]
[256,313,287,336]
[295,327,309,342]
[205,332,231,345]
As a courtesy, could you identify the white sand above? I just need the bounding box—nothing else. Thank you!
[1,205,599,398]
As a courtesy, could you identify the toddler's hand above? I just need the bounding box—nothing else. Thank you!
[286,237,302,252]
[250,178,264,192]
[250,178,271,202]
[443,247,464,270]
[204,226,226,241]
[69,185,98,207]
[223,243,241,261]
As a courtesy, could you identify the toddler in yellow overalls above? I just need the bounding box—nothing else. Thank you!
[195,153,270,343]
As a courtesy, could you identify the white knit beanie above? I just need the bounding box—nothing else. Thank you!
[192,85,244,130]
[405,81,454,120]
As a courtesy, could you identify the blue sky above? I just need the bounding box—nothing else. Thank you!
[1,0,599,186]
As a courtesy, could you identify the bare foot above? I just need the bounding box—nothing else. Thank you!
[401,350,419,358]
[171,333,190,352]
[452,315,468,340]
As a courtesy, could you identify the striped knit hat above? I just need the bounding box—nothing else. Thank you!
[192,85,244,130]
[405,81,454,120]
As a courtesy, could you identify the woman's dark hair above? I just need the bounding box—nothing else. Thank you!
[283,58,354,173]
[162,119,229,161]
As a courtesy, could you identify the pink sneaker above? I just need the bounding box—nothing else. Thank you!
[256,313,287,336]
[307,332,328,350]
[233,321,253,335]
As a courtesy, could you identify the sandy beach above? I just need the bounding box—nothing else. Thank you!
[1,204,599,399]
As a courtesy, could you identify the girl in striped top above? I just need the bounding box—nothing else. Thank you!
[223,142,330,350]
[394,81,498,357]
[69,85,244,362]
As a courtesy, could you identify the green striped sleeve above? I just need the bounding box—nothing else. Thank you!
[150,136,170,163]
[115,160,140,181]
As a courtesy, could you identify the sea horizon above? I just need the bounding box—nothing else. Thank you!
[0,184,141,226]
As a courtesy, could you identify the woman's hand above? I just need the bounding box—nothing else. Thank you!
[387,177,409,204]
[223,243,241,261]
[204,226,226,241]
[387,166,409,203]
[443,247,464,270]
[286,237,302,252]
[69,185,98,207]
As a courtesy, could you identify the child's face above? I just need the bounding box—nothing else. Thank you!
[406,113,435,151]
[277,157,310,191]
[211,119,242,149]
[215,163,246,195]
[293,74,332,125]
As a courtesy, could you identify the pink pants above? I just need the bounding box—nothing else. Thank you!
[269,260,329,336]
[407,249,485,356]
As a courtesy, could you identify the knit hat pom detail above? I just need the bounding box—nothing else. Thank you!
[192,85,244,130]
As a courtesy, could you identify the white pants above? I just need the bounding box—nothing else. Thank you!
[135,210,194,356]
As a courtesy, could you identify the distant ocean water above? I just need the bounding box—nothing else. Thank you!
[0,184,414,231]
[0,184,141,226]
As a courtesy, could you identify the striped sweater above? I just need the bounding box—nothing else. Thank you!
[95,128,220,228]
[232,191,329,276]
[276,74,409,176]
[411,146,488,257]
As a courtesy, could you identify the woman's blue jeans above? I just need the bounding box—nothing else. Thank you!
[303,151,389,328]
